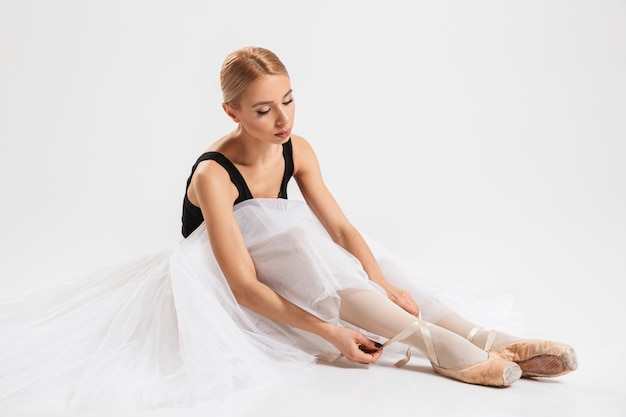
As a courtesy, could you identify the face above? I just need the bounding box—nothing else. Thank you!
[223,75,295,144]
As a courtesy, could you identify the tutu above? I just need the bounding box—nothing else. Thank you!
[0,198,523,412]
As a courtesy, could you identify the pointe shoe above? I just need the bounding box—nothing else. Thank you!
[466,327,578,378]
[390,321,521,387]
[431,352,522,387]
[490,339,578,378]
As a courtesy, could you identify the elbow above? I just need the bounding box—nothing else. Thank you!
[230,283,258,308]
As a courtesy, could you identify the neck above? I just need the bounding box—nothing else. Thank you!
[228,127,282,166]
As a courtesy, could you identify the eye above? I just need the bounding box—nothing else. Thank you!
[256,108,271,115]
[282,98,294,105]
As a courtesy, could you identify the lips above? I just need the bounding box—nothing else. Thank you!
[275,128,291,139]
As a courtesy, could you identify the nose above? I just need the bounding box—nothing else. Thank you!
[276,108,290,127]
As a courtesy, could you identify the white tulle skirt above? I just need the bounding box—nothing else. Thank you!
[0,199,523,412]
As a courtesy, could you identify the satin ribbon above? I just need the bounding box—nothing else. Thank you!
[318,320,434,368]
[466,326,496,351]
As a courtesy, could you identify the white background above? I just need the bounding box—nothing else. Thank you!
[1,1,625,416]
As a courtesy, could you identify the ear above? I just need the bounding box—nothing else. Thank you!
[222,103,240,123]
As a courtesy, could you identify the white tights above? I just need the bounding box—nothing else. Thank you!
[337,288,516,369]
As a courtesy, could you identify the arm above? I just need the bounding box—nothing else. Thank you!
[189,160,382,363]
[291,135,420,316]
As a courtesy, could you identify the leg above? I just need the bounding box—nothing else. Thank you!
[337,288,521,386]
[435,312,519,349]
[369,239,577,378]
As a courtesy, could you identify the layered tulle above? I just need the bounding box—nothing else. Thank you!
[0,198,523,412]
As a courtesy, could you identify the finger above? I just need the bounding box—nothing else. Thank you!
[369,348,383,361]
[356,336,383,351]
[401,302,418,316]
[356,347,382,363]
[350,349,379,364]
[404,299,420,316]
[390,294,416,313]
[357,339,383,356]
[358,344,382,354]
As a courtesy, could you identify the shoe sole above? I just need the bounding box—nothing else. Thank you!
[518,346,578,378]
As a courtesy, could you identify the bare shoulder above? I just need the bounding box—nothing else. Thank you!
[193,158,230,183]
[188,159,236,208]
[190,133,235,190]
[290,134,320,174]
[290,133,314,153]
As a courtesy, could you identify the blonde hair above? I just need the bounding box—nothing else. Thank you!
[220,46,289,108]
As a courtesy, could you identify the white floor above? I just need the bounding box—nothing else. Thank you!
[212,344,625,417]
[3,328,624,417]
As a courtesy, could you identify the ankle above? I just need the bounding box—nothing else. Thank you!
[467,327,519,350]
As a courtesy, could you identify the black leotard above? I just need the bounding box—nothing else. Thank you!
[181,138,294,238]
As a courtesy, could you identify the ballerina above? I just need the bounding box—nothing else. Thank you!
[0,45,577,413]
[180,46,577,385]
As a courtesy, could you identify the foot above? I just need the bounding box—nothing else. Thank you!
[489,339,578,378]
[395,321,522,387]
[466,327,578,378]
[432,352,522,387]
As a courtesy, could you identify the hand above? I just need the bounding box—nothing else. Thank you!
[326,326,383,364]
[384,283,420,317]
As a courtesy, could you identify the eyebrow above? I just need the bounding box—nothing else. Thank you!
[252,89,293,108]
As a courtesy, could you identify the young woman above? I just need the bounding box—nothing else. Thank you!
[0,46,576,413]
[181,46,577,384]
